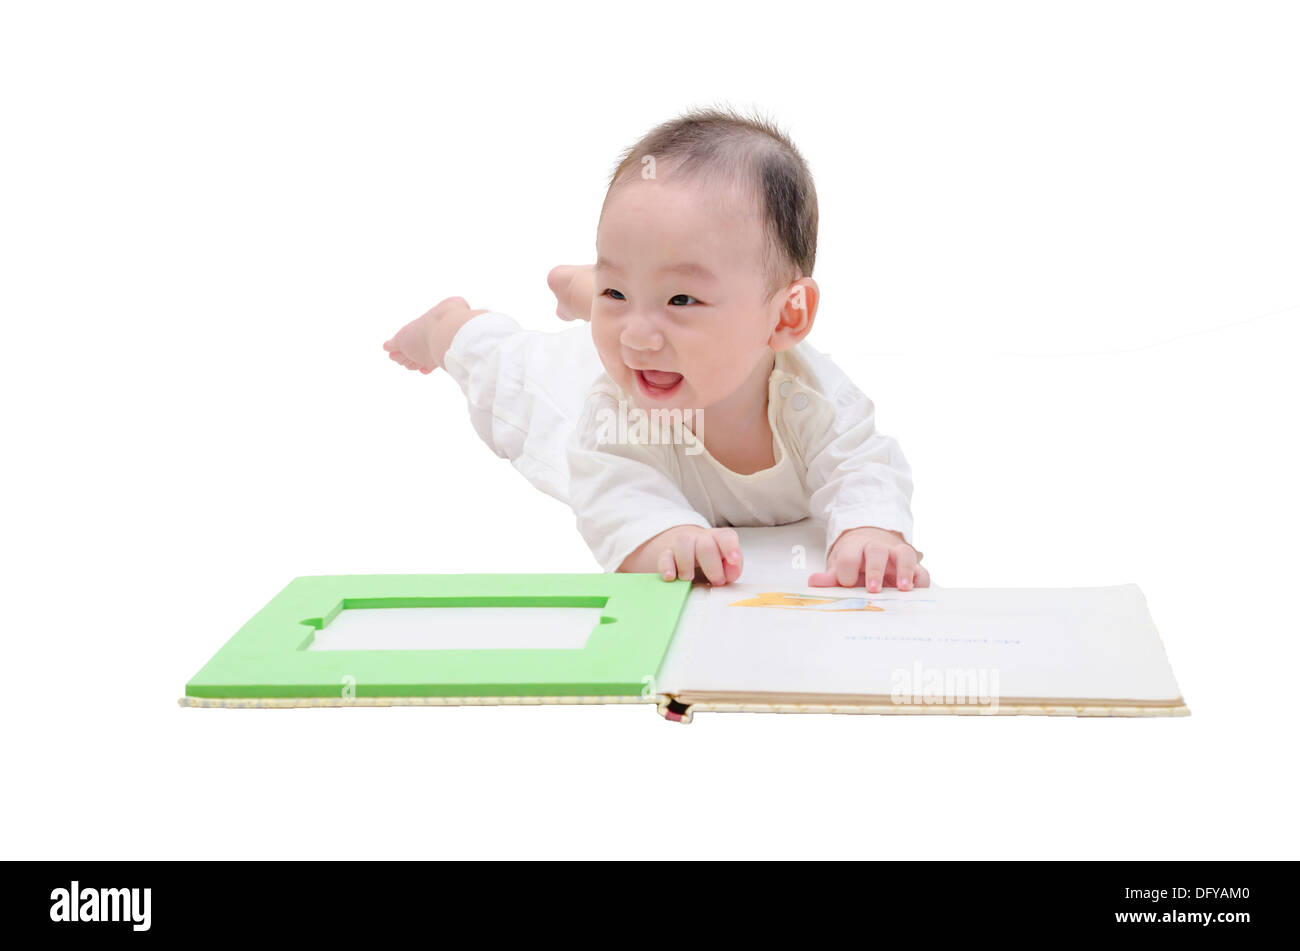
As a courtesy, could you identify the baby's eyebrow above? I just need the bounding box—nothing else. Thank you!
[596,256,715,282]
[659,261,717,282]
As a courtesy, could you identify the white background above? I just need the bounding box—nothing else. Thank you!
[2,0,1296,859]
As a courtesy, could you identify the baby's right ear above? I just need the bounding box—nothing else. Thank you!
[768,278,819,351]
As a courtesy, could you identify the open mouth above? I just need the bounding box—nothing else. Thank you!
[634,368,684,399]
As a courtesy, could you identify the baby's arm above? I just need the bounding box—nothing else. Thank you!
[800,372,927,592]
[547,265,595,322]
[568,392,743,585]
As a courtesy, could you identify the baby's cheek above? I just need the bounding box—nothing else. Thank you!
[592,323,627,380]
[698,349,744,389]
[589,318,615,357]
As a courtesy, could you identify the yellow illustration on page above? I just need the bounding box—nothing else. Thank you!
[727,592,884,612]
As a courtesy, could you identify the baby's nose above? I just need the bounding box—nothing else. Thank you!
[620,317,665,352]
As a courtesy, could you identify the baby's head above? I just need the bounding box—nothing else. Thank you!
[592,107,819,412]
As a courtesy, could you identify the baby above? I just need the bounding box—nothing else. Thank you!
[383,108,928,592]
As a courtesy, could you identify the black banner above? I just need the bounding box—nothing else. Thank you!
[8,861,1283,940]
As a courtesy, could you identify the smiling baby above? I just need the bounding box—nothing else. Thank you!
[383,107,928,591]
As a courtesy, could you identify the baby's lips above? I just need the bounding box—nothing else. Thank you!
[640,368,683,388]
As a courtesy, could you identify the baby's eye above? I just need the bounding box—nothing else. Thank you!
[602,288,626,301]
[668,294,698,306]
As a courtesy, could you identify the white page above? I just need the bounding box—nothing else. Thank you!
[731,520,828,586]
[657,582,1183,703]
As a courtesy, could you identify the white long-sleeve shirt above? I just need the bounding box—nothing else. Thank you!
[443,312,915,573]
[567,342,915,572]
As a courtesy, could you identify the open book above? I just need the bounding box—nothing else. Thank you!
[181,522,1188,720]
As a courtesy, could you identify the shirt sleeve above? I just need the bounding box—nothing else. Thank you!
[566,389,711,572]
[794,368,916,558]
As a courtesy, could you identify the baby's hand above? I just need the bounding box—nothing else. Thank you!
[382,297,487,373]
[808,527,929,592]
[547,265,595,322]
[618,525,744,586]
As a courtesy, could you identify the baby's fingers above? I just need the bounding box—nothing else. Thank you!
[387,351,424,372]
[711,528,743,584]
[831,541,865,588]
[892,545,919,591]
[863,544,890,592]
[657,547,678,581]
[670,533,698,584]
[723,543,743,585]
[694,534,729,586]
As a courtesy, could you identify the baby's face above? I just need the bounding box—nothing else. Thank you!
[592,175,783,413]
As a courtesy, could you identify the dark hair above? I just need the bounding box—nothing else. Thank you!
[602,105,818,299]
